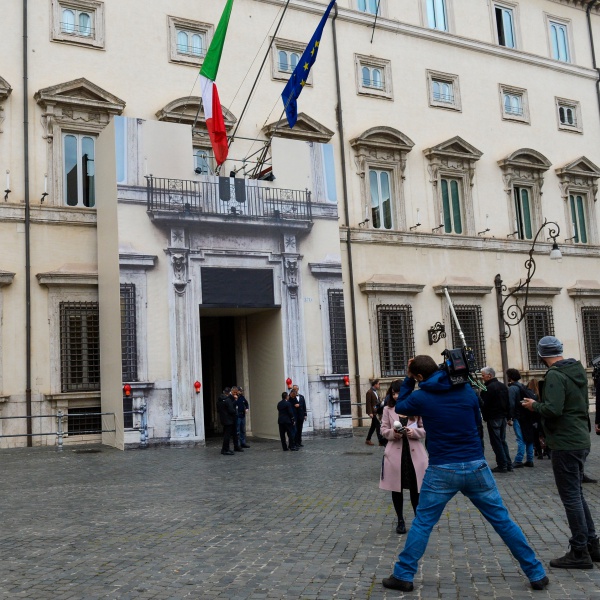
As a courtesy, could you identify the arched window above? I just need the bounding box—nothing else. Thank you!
[290,52,299,70]
[79,12,91,36]
[62,9,75,34]
[362,67,371,87]
[191,34,203,56]
[278,50,288,72]
[177,31,188,54]
[372,69,382,89]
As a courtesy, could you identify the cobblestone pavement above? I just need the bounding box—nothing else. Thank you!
[0,425,599,600]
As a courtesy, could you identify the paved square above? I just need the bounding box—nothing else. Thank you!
[0,425,599,599]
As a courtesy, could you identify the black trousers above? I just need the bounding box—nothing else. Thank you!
[295,419,304,446]
[222,424,239,452]
[278,423,295,450]
[487,418,511,468]
[367,414,381,442]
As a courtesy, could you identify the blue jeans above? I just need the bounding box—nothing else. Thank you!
[513,419,534,463]
[551,449,596,550]
[237,416,247,446]
[393,460,546,583]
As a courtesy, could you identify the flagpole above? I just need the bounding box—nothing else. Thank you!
[370,0,382,44]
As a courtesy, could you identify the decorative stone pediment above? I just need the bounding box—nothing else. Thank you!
[35,78,126,140]
[568,280,600,297]
[424,136,483,162]
[359,275,424,295]
[262,112,334,143]
[434,277,492,296]
[156,96,237,146]
[509,278,561,296]
[556,156,600,202]
[350,127,414,154]
[498,148,551,172]
[36,263,98,287]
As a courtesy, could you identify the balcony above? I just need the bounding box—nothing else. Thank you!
[146,176,313,230]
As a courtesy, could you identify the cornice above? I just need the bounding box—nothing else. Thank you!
[309,262,343,278]
[37,267,98,287]
[509,279,562,296]
[434,278,493,296]
[0,271,15,287]
[0,204,97,226]
[255,0,599,79]
[548,0,600,13]
[119,253,158,269]
[359,275,424,295]
[568,280,600,296]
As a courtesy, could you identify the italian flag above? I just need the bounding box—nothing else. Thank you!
[200,0,234,166]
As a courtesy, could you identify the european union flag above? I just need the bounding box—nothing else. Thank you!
[281,0,336,128]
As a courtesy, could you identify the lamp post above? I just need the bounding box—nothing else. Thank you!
[495,219,563,378]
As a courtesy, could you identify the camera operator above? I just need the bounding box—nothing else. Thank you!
[382,355,547,593]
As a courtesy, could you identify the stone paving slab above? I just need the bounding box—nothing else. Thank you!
[0,425,599,599]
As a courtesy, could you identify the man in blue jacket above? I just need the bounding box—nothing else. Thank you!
[382,355,547,593]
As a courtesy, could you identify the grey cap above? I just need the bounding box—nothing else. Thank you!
[537,336,564,358]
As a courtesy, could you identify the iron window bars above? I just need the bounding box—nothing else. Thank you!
[120,284,138,383]
[525,306,555,370]
[328,290,349,375]
[581,306,600,367]
[450,305,487,372]
[377,305,415,378]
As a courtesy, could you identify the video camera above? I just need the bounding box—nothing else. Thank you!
[439,347,477,386]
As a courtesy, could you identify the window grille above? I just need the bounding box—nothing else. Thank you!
[60,302,100,392]
[450,305,486,371]
[120,284,138,382]
[328,290,349,374]
[377,305,415,377]
[339,387,351,416]
[525,306,555,370]
[581,307,600,366]
[123,395,133,429]
[67,407,101,435]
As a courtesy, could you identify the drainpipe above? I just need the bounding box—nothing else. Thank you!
[331,6,363,422]
[587,0,600,123]
[23,0,32,446]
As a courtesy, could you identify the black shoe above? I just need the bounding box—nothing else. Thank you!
[549,547,593,569]
[583,474,597,484]
[524,461,535,467]
[234,447,244,452]
[297,443,304,447]
[396,519,407,534]
[241,444,250,448]
[506,465,514,472]
[588,538,600,562]
[382,576,413,592]
[512,462,524,469]
[221,450,234,456]
[530,576,549,590]
[491,466,508,473]
[282,448,289,451]
[290,447,299,451]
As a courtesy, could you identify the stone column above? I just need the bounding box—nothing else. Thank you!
[166,228,200,444]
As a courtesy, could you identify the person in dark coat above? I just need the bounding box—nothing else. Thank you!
[217,387,242,455]
[277,392,297,451]
[480,366,513,473]
[235,387,250,449]
[291,384,307,447]
[365,379,383,446]
[506,368,536,468]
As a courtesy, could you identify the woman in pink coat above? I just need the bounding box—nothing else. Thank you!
[379,380,428,534]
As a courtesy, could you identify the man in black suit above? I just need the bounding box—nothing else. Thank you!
[277,392,297,451]
[217,386,242,455]
[291,384,307,447]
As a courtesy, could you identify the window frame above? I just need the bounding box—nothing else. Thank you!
[545,14,574,64]
[513,185,534,240]
[168,16,213,67]
[568,192,589,245]
[524,306,555,371]
[440,176,465,235]
[62,132,96,208]
[376,304,415,378]
[356,0,385,16]
[51,0,105,49]
[327,289,349,375]
[499,84,530,124]
[271,38,314,85]
[492,2,518,49]
[555,97,583,134]
[120,283,138,383]
[425,0,449,32]
[427,70,461,112]
[369,168,394,231]
[581,306,600,367]
[449,305,486,371]
[355,54,393,100]
[194,147,215,176]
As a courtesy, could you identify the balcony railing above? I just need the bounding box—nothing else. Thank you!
[146,176,312,223]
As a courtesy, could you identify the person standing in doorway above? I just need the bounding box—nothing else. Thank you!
[480,367,513,473]
[277,392,297,451]
[217,387,242,456]
[521,336,598,568]
[236,387,250,449]
[366,379,382,446]
[292,384,307,447]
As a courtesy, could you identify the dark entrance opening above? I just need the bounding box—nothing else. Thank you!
[200,316,237,437]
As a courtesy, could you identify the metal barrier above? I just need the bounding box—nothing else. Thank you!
[0,403,148,450]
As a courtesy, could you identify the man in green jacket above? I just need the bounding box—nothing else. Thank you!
[522,336,598,569]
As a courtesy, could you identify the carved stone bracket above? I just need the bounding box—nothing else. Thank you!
[284,257,299,298]
[171,252,189,295]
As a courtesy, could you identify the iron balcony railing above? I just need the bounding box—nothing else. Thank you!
[146,176,312,223]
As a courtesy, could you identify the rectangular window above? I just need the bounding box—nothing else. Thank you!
[377,305,415,377]
[450,305,486,371]
[581,307,600,366]
[194,148,215,175]
[358,0,379,14]
[328,290,349,375]
[441,178,462,234]
[525,307,555,370]
[321,144,337,203]
[559,104,578,127]
[63,133,95,208]
[68,407,102,435]
[369,169,393,230]
[176,29,206,57]
[569,194,588,244]
[339,387,352,416]
[503,92,523,116]
[427,0,448,31]
[361,66,385,90]
[52,1,105,49]
[514,186,533,240]
[60,302,100,392]
[61,6,94,37]
[120,284,138,383]
[495,5,516,48]
[115,116,127,184]
[549,21,570,62]
[277,49,300,74]
[432,79,453,104]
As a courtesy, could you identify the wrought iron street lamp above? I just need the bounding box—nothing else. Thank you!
[495,219,563,377]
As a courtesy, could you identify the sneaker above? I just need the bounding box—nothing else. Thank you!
[588,537,600,562]
[549,547,593,569]
[365,440,374,446]
[530,576,549,590]
[491,466,508,473]
[382,576,413,592]
[512,462,525,469]
[396,519,407,534]
[582,474,597,484]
